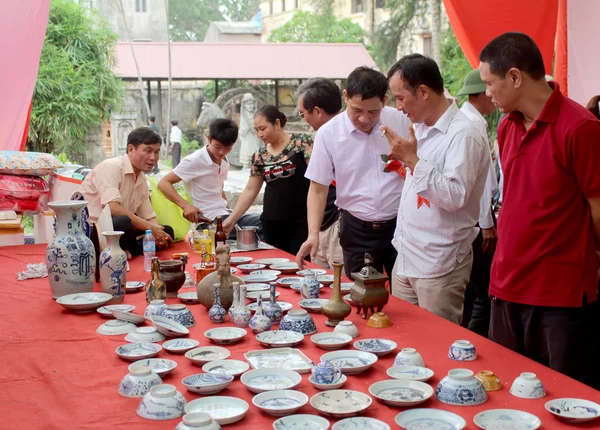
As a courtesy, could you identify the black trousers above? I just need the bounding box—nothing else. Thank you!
[489,296,598,387]
[339,210,397,285]
[112,215,174,256]
[171,142,181,168]
[261,216,308,257]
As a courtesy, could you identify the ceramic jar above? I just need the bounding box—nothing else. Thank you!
[263,282,283,324]
[448,340,477,361]
[311,361,343,385]
[301,270,321,299]
[159,258,187,297]
[509,372,546,399]
[176,412,222,430]
[475,370,502,392]
[333,320,359,338]
[46,201,96,299]
[118,365,162,398]
[435,369,488,406]
[394,348,425,367]
[145,299,168,318]
[320,262,351,327]
[232,284,251,328]
[279,309,317,335]
[228,282,240,322]
[162,304,196,328]
[136,384,186,421]
[99,231,126,304]
[249,296,271,334]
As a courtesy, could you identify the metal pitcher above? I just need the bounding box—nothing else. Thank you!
[235,225,260,250]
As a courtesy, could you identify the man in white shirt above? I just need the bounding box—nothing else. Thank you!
[170,120,183,168]
[381,54,490,324]
[296,67,411,280]
[158,118,261,235]
[456,68,499,336]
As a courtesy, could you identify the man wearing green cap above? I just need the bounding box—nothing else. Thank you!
[456,68,498,336]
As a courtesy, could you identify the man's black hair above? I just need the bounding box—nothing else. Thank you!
[148,115,156,122]
[209,118,239,147]
[346,66,388,102]
[127,127,161,149]
[479,32,545,81]
[296,78,342,115]
[171,120,178,126]
[387,54,444,95]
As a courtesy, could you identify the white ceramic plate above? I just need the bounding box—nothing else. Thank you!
[126,281,145,292]
[237,263,266,273]
[309,373,347,391]
[245,347,312,373]
[246,290,280,302]
[332,417,390,430]
[255,258,290,265]
[335,282,354,293]
[297,269,327,276]
[256,330,304,348]
[270,263,300,274]
[310,390,372,418]
[395,409,467,430]
[115,342,162,361]
[182,373,234,395]
[57,292,113,313]
[251,269,282,277]
[310,333,354,350]
[299,298,328,313]
[185,396,249,425]
[545,398,600,423]
[320,350,378,374]
[112,310,147,324]
[150,315,189,337]
[474,409,542,429]
[368,380,434,407]
[248,301,292,313]
[245,283,270,292]
[97,304,136,317]
[273,414,330,430]
[129,358,177,376]
[241,274,278,283]
[202,359,250,377]
[204,327,247,344]
[229,256,253,265]
[252,389,308,417]
[125,326,166,343]
[353,338,397,356]
[317,275,334,285]
[178,291,199,304]
[162,338,200,354]
[276,276,304,287]
[96,319,137,336]
[241,368,302,393]
[185,346,231,365]
[387,365,435,382]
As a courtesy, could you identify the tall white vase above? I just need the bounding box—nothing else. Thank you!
[46,201,96,299]
[100,231,127,303]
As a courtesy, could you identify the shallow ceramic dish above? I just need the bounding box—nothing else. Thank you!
[112,309,147,324]
[395,408,467,429]
[256,330,304,348]
[354,338,397,356]
[310,332,353,350]
[248,301,292,313]
[250,269,282,277]
[57,292,113,313]
[317,275,334,285]
[178,291,200,304]
[245,283,270,292]
[386,365,434,382]
[126,281,145,292]
[97,304,136,317]
[204,327,247,345]
[255,257,289,265]
[545,398,600,423]
[241,368,302,393]
[136,384,186,421]
[276,276,304,287]
[185,396,249,425]
[332,417,390,430]
[116,342,162,361]
[97,319,138,336]
[253,390,308,417]
[150,315,190,337]
[229,256,253,265]
[320,350,378,375]
[296,269,327,276]
[125,326,167,343]
[369,380,434,407]
[246,290,280,302]
[202,359,250,378]
[270,263,300,274]
[335,282,354,293]
[241,274,278,283]
[310,390,372,418]
[244,347,312,373]
[185,346,230,365]
[273,414,330,430]
[474,409,542,429]
[299,298,328,313]
[182,373,234,395]
[163,338,200,354]
[237,263,266,273]
[129,358,177,376]
[309,373,347,391]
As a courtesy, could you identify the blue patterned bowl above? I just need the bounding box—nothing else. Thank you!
[182,373,234,395]
[448,340,477,361]
[162,304,196,328]
[252,389,309,417]
[435,369,487,406]
[279,310,317,335]
[137,384,186,421]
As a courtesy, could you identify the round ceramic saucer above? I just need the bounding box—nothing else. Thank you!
[115,342,162,361]
[297,268,327,276]
[276,276,303,287]
[129,358,177,376]
[273,414,330,430]
[126,281,145,292]
[97,304,135,317]
[229,256,253,265]
[255,257,289,265]
[387,365,434,382]
[545,398,600,423]
[395,408,467,430]
[245,283,270,292]
[333,417,390,430]
[247,301,292,312]
[474,409,541,429]
[162,338,200,354]
[202,359,250,377]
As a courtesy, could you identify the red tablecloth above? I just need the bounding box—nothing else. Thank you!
[1,242,598,429]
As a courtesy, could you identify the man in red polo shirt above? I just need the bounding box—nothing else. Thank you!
[479,32,600,385]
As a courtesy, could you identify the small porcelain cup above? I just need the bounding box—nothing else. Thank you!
[510,372,546,399]
[333,320,359,338]
[448,340,477,361]
[394,347,425,367]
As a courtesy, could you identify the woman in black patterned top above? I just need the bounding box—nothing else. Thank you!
[223,105,313,256]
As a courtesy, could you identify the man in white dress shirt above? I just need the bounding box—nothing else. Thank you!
[381,54,490,324]
[456,69,499,336]
[296,67,411,280]
[170,120,183,168]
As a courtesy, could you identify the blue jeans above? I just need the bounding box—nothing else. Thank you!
[198,212,263,241]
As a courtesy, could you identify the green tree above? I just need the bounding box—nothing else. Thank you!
[169,0,261,41]
[28,0,122,155]
[268,11,366,43]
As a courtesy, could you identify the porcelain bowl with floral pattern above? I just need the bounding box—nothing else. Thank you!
[252,389,309,417]
[182,373,234,395]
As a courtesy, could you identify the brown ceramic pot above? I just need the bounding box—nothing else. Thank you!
[159,259,186,297]
[196,244,244,310]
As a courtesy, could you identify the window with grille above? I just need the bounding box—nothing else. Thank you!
[135,0,147,13]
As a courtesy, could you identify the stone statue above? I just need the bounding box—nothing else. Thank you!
[239,93,262,169]
[196,102,226,129]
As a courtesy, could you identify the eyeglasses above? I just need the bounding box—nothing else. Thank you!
[299,108,313,119]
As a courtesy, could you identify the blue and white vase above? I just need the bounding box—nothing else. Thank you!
[232,284,251,328]
[208,283,226,324]
[301,270,320,299]
[46,201,96,299]
[249,295,271,334]
[263,282,283,324]
[145,299,167,318]
[99,231,126,304]
[228,282,240,322]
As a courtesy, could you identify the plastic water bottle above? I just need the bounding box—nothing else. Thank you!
[143,229,155,272]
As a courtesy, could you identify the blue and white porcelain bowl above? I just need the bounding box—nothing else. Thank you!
[279,310,317,335]
[57,292,112,313]
[368,380,434,407]
[545,398,600,423]
[182,373,234,395]
[321,350,378,375]
[435,369,488,406]
[393,347,425,367]
[136,384,186,421]
[125,326,167,343]
[395,408,467,429]
[185,346,231,365]
[510,372,546,399]
[252,389,309,417]
[176,412,222,430]
[299,298,328,313]
[256,330,305,348]
[386,365,434,382]
[118,365,162,398]
[204,327,248,345]
[241,368,302,393]
[162,304,196,328]
[129,358,178,377]
[448,340,477,361]
[150,315,190,337]
[310,333,353,350]
[353,338,397,357]
[163,338,200,354]
[273,414,330,430]
[202,359,250,378]
[115,342,162,361]
[308,373,347,391]
[177,292,199,305]
[97,304,135,318]
[332,417,390,430]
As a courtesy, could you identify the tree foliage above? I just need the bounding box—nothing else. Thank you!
[28,0,122,155]
[268,11,366,44]
[168,0,261,41]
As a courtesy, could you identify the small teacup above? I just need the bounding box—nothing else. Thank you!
[510,372,546,399]
[394,347,425,367]
[448,340,477,361]
[475,370,502,391]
